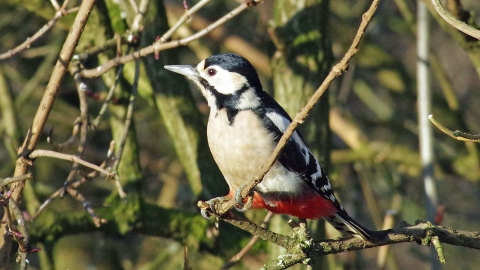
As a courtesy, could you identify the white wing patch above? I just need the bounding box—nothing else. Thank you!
[265,112,311,165]
[265,112,290,132]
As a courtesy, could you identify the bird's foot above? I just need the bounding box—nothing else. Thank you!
[199,196,230,220]
[234,184,253,212]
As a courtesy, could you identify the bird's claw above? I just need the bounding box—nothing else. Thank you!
[233,184,253,212]
[234,195,253,212]
[199,196,229,220]
[201,208,214,220]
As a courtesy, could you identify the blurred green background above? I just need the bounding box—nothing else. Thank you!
[1,0,480,269]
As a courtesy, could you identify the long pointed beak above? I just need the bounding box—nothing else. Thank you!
[164,65,199,78]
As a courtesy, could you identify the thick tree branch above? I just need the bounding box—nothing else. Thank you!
[228,218,480,269]
[1,0,97,267]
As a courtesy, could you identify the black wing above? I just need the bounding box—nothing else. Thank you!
[252,92,341,209]
[253,93,380,240]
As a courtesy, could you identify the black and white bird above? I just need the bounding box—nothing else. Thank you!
[165,53,379,240]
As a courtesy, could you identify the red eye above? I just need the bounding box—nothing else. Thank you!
[207,68,217,76]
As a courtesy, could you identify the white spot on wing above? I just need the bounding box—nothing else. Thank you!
[310,162,322,180]
[320,182,331,192]
[266,112,290,132]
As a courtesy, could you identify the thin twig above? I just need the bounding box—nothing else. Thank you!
[221,211,274,270]
[50,0,61,11]
[79,0,264,78]
[108,59,140,199]
[28,149,115,178]
[428,115,480,142]
[199,0,381,216]
[59,62,90,198]
[48,118,82,150]
[430,0,480,40]
[160,0,212,42]
[66,188,104,227]
[0,7,79,60]
[75,36,130,62]
[0,174,32,188]
[92,65,125,128]
[131,0,150,34]
[31,142,114,220]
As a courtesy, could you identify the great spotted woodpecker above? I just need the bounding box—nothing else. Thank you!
[165,53,377,240]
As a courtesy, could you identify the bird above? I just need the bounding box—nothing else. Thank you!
[165,53,379,240]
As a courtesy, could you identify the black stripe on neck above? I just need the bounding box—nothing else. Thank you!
[199,79,251,125]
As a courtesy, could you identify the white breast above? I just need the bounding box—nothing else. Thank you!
[207,109,305,201]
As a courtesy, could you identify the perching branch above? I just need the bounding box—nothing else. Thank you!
[430,0,480,40]
[226,216,479,270]
[198,0,381,217]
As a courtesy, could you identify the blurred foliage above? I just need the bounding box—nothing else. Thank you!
[1,0,480,269]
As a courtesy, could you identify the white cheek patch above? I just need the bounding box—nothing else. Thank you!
[199,65,248,95]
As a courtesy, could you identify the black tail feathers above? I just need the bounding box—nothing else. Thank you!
[324,211,390,241]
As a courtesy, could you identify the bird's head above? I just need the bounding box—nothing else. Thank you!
[165,53,263,111]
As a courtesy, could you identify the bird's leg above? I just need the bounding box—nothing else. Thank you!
[234,183,254,212]
[200,196,230,220]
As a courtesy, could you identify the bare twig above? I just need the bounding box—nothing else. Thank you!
[28,149,114,178]
[221,211,274,270]
[107,59,141,199]
[199,0,381,216]
[92,64,125,128]
[0,174,33,188]
[428,115,480,142]
[79,0,265,78]
[161,0,212,42]
[131,0,150,34]
[66,188,104,227]
[48,118,82,150]
[75,36,130,62]
[31,141,114,220]
[430,0,480,40]
[50,0,61,11]
[0,6,79,60]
